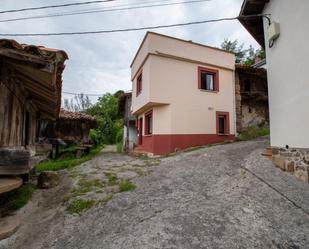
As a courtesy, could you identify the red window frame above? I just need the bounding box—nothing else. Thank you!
[144,110,153,135]
[136,72,142,96]
[216,111,230,135]
[198,66,219,92]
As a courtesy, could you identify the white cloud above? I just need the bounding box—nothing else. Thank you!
[0,0,259,105]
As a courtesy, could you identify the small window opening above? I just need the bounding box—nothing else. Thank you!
[244,79,251,92]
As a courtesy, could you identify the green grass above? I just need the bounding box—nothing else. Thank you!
[119,180,136,192]
[66,199,95,214]
[238,126,270,141]
[36,145,104,173]
[105,172,118,185]
[116,142,123,153]
[0,184,36,211]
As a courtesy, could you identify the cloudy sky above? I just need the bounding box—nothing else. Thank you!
[0,0,259,104]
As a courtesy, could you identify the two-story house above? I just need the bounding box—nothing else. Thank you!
[131,32,236,155]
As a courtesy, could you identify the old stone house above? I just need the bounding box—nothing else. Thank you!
[0,39,68,176]
[235,64,269,133]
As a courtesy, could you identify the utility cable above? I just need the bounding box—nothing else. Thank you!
[0,0,116,14]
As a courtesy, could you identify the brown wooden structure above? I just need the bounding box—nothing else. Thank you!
[39,109,96,145]
[0,39,68,175]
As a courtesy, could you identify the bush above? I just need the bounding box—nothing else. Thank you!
[238,126,270,141]
[116,128,123,153]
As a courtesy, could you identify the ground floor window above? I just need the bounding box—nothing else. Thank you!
[145,110,153,135]
[216,111,229,135]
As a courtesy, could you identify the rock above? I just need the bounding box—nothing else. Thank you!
[286,161,295,172]
[272,155,286,171]
[37,171,60,189]
[294,165,309,182]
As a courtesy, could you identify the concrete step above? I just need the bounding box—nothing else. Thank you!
[0,216,20,240]
[0,177,22,194]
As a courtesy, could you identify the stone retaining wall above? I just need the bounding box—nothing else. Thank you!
[272,147,309,183]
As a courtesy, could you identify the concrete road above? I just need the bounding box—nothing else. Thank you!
[1,137,309,249]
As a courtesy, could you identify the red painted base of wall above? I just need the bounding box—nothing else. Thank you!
[136,134,235,155]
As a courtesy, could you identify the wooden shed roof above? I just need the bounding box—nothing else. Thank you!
[238,0,269,48]
[0,39,68,119]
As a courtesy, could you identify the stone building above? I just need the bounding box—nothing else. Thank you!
[235,64,269,133]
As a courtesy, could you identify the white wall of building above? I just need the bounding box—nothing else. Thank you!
[263,0,309,148]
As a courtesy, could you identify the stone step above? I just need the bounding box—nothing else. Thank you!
[0,177,22,194]
[0,216,20,240]
[261,147,272,157]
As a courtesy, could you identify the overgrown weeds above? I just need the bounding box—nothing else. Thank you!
[66,199,95,214]
[119,180,136,192]
[238,126,270,141]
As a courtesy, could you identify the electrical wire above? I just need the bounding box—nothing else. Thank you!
[0,0,116,14]
[0,17,239,37]
[0,0,211,23]
[63,91,104,96]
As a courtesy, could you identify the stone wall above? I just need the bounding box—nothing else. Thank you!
[272,147,309,183]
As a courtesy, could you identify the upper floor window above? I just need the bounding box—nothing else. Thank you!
[136,72,142,96]
[198,67,219,92]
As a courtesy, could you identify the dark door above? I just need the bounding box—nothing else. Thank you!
[218,115,225,134]
[138,118,143,145]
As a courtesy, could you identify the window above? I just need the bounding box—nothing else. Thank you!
[145,110,153,135]
[216,111,229,135]
[136,72,142,96]
[198,67,219,91]
[244,79,251,92]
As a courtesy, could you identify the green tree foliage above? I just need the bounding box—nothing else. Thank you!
[220,39,265,65]
[86,92,123,145]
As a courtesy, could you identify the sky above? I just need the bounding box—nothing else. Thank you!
[0,0,259,104]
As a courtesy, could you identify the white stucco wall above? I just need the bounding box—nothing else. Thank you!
[263,0,309,148]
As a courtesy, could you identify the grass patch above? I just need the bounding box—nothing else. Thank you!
[119,180,136,192]
[36,145,104,173]
[116,142,123,153]
[105,172,118,185]
[238,126,270,141]
[0,184,36,211]
[71,178,105,197]
[66,199,95,214]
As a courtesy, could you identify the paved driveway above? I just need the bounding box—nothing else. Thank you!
[1,138,309,249]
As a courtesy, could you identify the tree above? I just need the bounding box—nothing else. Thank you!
[221,39,266,65]
[220,39,247,63]
[64,93,92,112]
[86,92,122,145]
